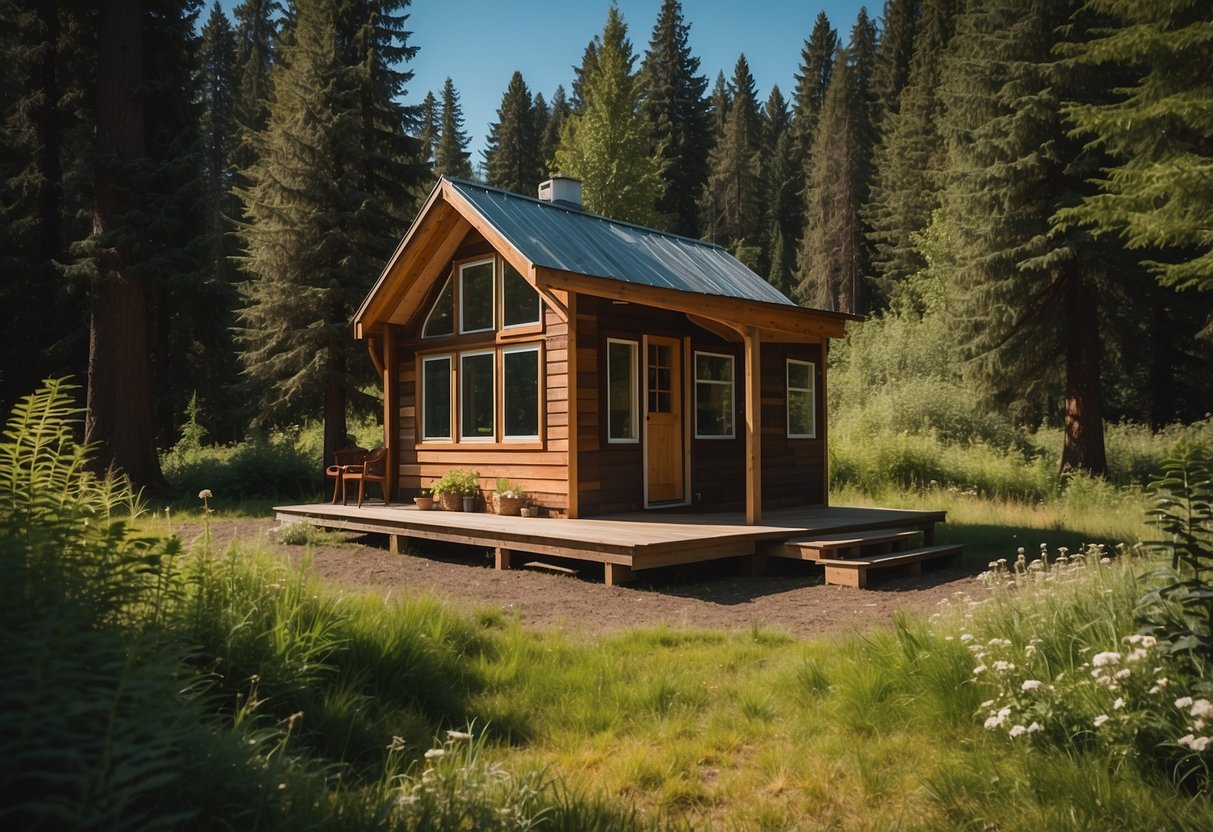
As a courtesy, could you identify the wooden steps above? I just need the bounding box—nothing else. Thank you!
[766,526,962,589]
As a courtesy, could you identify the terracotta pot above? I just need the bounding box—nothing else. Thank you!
[414,496,434,511]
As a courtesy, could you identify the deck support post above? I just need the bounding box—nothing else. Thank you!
[743,326,762,525]
[604,562,633,587]
[389,534,410,555]
[495,547,513,571]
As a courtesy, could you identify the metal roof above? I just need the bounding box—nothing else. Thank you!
[446,178,797,307]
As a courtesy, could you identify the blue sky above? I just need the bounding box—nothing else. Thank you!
[218,1,869,166]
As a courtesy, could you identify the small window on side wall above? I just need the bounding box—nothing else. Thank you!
[606,339,638,443]
[694,352,735,439]
[787,359,816,439]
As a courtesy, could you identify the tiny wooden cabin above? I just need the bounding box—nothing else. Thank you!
[353,176,856,523]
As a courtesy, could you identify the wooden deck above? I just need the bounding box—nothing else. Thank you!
[274,502,958,588]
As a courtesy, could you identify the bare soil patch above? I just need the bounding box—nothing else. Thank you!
[185,517,983,639]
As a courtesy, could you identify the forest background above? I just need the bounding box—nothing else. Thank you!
[1,0,1210,497]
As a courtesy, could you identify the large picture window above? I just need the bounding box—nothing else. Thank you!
[459,260,495,333]
[503,346,540,439]
[502,262,541,328]
[606,339,638,443]
[421,355,452,440]
[787,359,816,438]
[694,352,735,439]
[460,351,495,440]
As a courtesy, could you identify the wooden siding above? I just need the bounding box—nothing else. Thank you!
[760,342,826,508]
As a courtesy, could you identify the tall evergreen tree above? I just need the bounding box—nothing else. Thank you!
[570,38,599,113]
[236,0,424,466]
[554,6,665,225]
[640,0,710,236]
[865,0,959,296]
[791,12,837,163]
[542,84,570,173]
[417,89,437,166]
[231,0,278,174]
[0,1,94,411]
[1058,0,1213,292]
[870,0,920,120]
[434,77,472,179]
[484,71,543,195]
[762,85,798,294]
[707,70,730,138]
[937,0,1119,475]
[532,91,549,175]
[701,54,763,261]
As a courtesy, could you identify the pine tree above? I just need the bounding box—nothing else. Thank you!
[542,85,569,172]
[797,11,879,315]
[702,54,763,258]
[937,0,1119,475]
[791,12,837,164]
[532,91,549,175]
[0,1,93,411]
[570,38,599,113]
[706,70,730,142]
[484,71,544,195]
[641,0,710,236]
[434,77,472,179]
[236,0,424,465]
[231,0,278,174]
[417,89,437,165]
[866,0,959,296]
[762,85,798,294]
[1058,0,1213,292]
[554,6,665,225]
[870,0,920,120]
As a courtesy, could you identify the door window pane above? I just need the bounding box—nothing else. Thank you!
[460,352,495,439]
[502,261,541,328]
[503,347,539,439]
[607,340,637,442]
[459,260,494,333]
[421,356,451,440]
[694,352,734,438]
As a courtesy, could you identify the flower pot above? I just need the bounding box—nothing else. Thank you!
[439,492,462,512]
[414,496,434,511]
[462,495,478,512]
[519,506,535,518]
[492,494,526,516]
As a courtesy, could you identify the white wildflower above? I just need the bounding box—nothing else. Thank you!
[1093,714,1110,728]
[1092,651,1121,667]
[981,699,995,708]
[1192,737,1213,753]
[1027,722,1043,734]
[960,633,975,643]
[993,660,1015,672]
[1113,697,1126,710]
[446,729,473,741]
[972,664,988,676]
[1114,668,1131,680]
[198,488,213,499]
[1021,680,1044,692]
[1127,634,1144,645]
[1009,725,1028,738]
[1141,635,1157,649]
[424,748,445,759]
[1190,699,1213,718]
[1175,696,1194,709]
[984,715,1005,730]
[1178,734,1196,749]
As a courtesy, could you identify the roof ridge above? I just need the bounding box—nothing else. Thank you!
[442,175,729,253]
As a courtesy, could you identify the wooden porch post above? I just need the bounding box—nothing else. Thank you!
[382,326,397,502]
[744,326,762,524]
[820,337,829,508]
[566,293,580,518]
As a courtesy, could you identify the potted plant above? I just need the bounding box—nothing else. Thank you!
[492,478,528,516]
[431,469,480,511]
[414,487,434,511]
[519,503,536,518]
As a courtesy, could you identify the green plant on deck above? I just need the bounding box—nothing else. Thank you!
[1138,444,1213,663]
[432,468,481,497]
[495,477,526,499]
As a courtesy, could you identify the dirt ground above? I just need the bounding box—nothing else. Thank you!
[186,518,984,640]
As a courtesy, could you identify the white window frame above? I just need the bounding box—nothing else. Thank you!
[459,349,496,442]
[501,343,541,442]
[787,359,816,439]
[693,351,735,440]
[458,258,495,334]
[420,354,453,441]
[606,338,639,444]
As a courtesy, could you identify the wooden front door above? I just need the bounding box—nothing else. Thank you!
[645,336,684,504]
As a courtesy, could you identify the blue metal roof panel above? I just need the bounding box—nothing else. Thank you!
[447,178,796,307]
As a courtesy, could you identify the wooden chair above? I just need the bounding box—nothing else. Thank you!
[342,447,389,508]
[325,445,367,505]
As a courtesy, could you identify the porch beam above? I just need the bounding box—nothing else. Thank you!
[744,326,762,525]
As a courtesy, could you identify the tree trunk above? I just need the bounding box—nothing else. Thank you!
[1059,264,1107,477]
[322,341,348,476]
[84,0,167,493]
